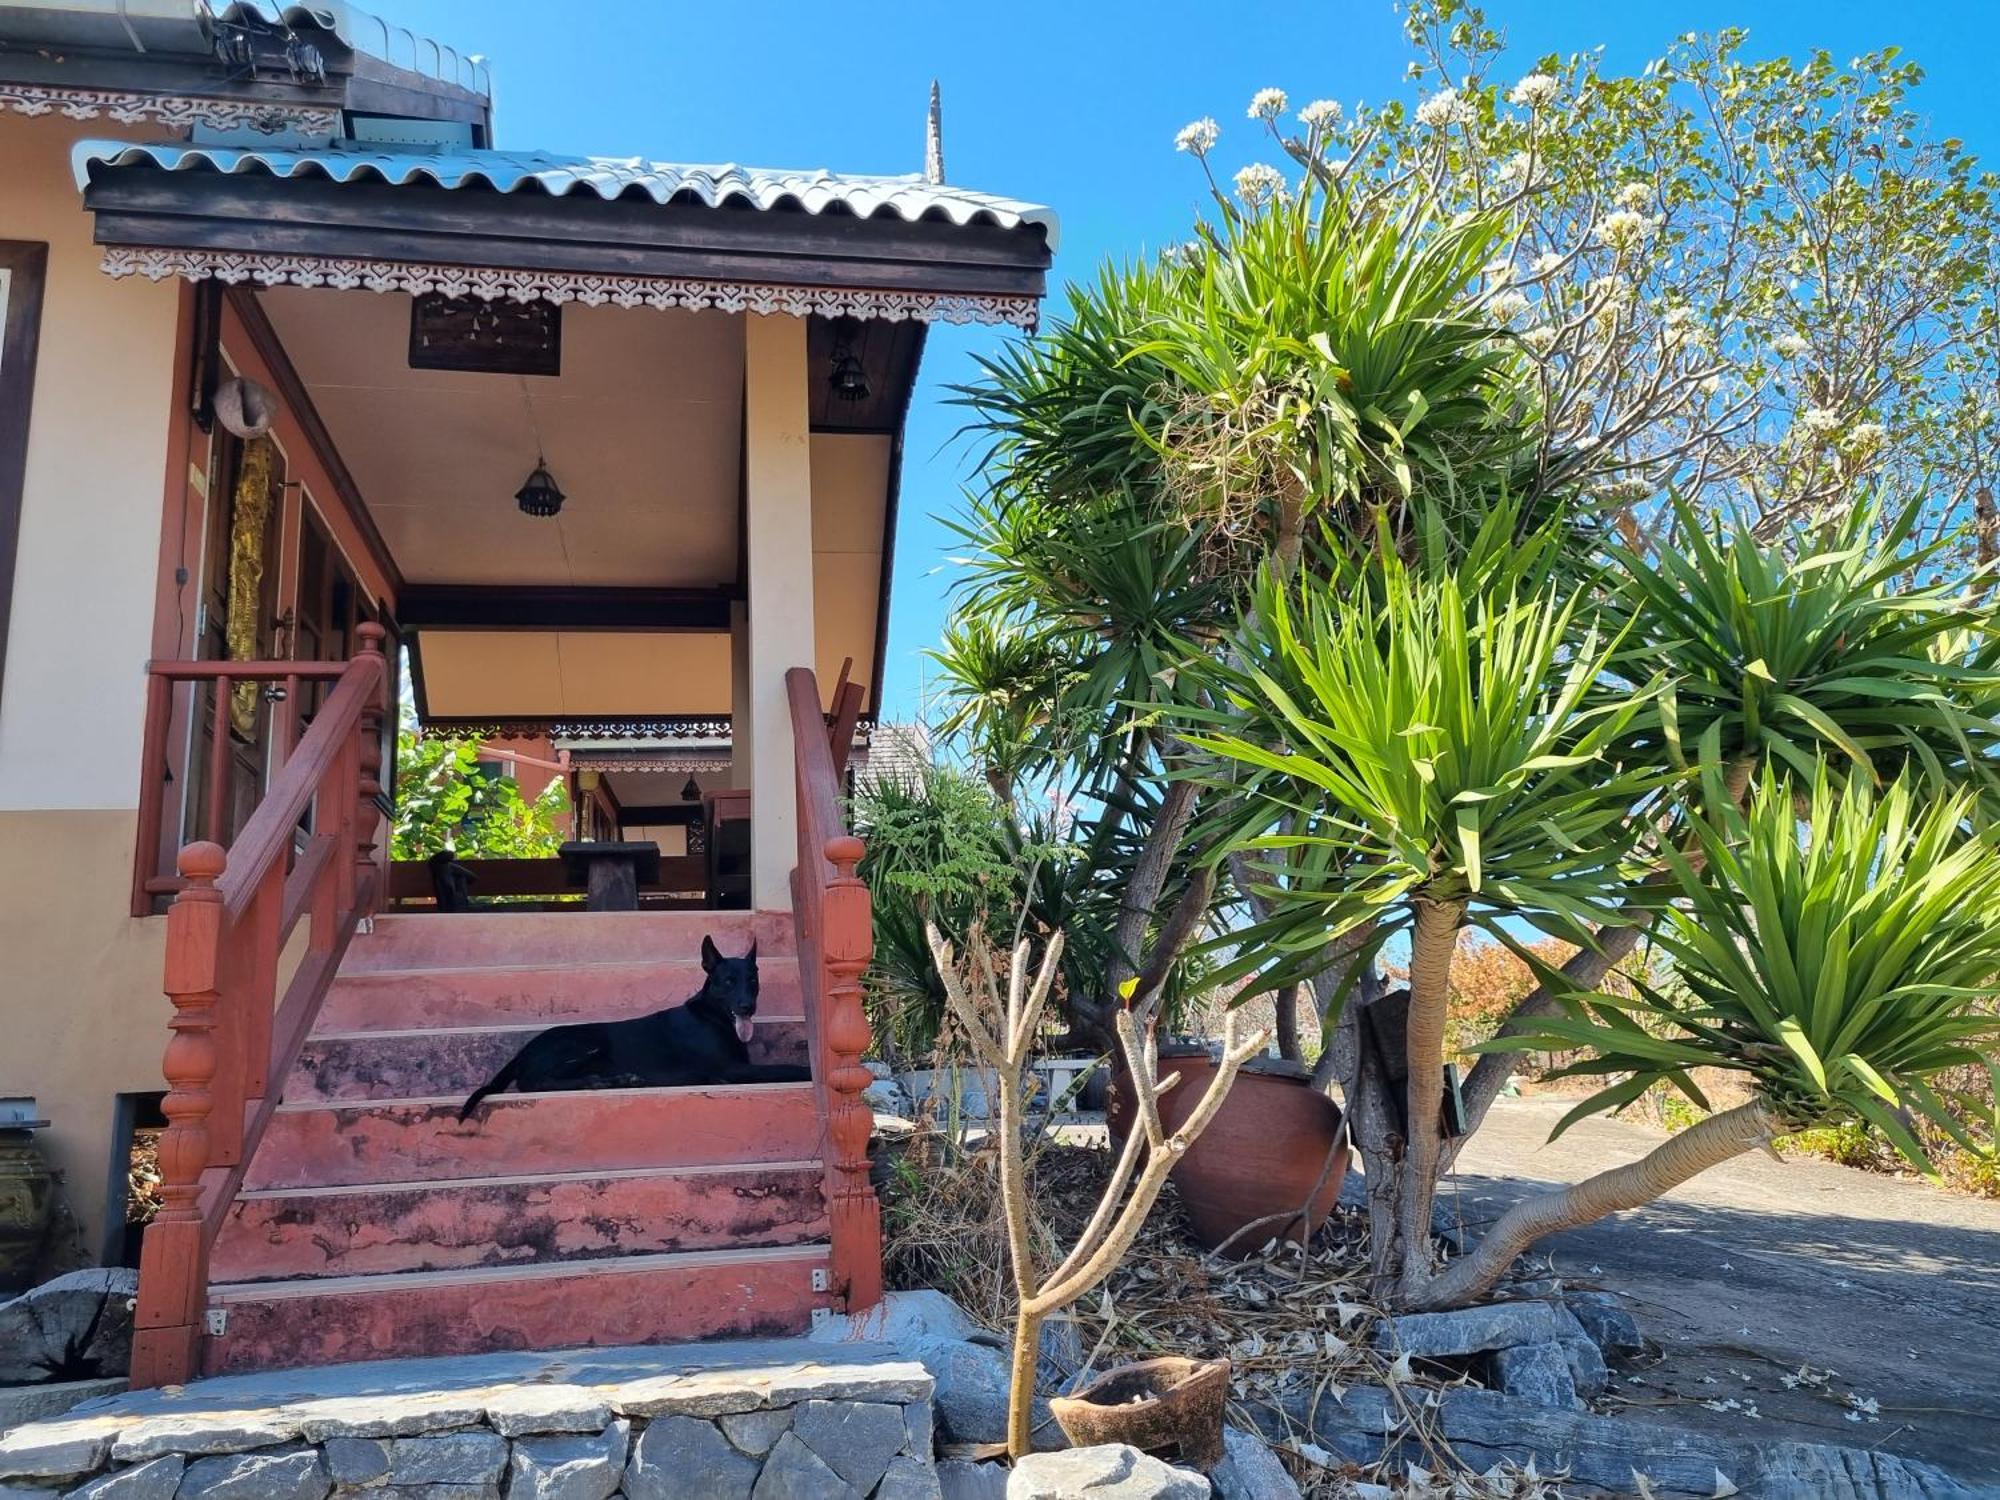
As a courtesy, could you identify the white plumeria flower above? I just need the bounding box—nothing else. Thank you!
[1595,209,1657,253]
[1298,98,1344,130]
[1599,475,1655,502]
[1530,251,1565,277]
[1773,332,1812,359]
[1615,181,1655,212]
[1521,324,1560,355]
[1488,289,1532,322]
[1839,421,1888,458]
[1699,374,1724,395]
[1248,87,1288,121]
[1415,88,1469,128]
[1800,405,1844,437]
[1233,162,1286,208]
[1509,72,1560,108]
[1498,150,1536,186]
[1175,117,1220,156]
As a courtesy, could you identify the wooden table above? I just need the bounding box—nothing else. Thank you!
[557,841,662,911]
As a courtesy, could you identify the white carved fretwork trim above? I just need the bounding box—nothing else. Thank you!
[0,83,339,135]
[99,245,1044,329]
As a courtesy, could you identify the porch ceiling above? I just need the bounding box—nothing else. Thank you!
[257,286,743,590]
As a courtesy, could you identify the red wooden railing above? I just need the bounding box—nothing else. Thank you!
[786,665,883,1312]
[131,623,389,1387]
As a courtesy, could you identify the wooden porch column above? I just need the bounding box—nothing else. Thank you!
[743,314,816,911]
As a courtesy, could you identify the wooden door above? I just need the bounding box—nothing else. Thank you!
[186,434,283,845]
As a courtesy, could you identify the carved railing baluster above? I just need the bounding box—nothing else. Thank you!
[820,833,882,1307]
[130,842,226,1387]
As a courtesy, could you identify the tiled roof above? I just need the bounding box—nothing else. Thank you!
[71,141,1059,247]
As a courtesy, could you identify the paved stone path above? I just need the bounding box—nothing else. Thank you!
[1446,1096,2000,1485]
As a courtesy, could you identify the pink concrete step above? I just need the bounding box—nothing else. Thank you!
[243,1084,823,1190]
[285,1021,811,1102]
[339,910,795,973]
[200,1245,833,1375]
[316,958,805,1033]
[210,1162,830,1282]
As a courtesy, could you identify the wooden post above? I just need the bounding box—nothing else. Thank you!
[131,673,173,917]
[819,833,883,1308]
[350,623,387,910]
[131,841,226,1388]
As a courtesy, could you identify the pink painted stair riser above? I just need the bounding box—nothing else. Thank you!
[316,958,806,1032]
[242,1085,822,1190]
[200,1246,832,1376]
[285,1021,809,1102]
[337,910,796,973]
[210,1163,830,1282]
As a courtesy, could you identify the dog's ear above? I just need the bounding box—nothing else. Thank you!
[745,938,757,964]
[701,934,721,973]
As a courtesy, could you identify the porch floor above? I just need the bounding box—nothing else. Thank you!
[0,1337,937,1494]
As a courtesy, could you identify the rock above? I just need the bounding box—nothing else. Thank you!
[0,1379,126,1436]
[789,1400,905,1493]
[903,1398,934,1460]
[1563,1291,1644,1358]
[1749,1440,1982,1500]
[485,1386,611,1437]
[1490,1343,1581,1411]
[0,1418,115,1480]
[623,1414,757,1500]
[110,1414,300,1464]
[1007,1445,1207,1500]
[765,1365,931,1406]
[1036,1320,1085,1391]
[62,1455,183,1500]
[0,1272,138,1385]
[177,1445,328,1500]
[864,1079,912,1116]
[717,1408,794,1458]
[874,1455,945,1500]
[293,1395,487,1441]
[507,1422,628,1500]
[609,1371,768,1420]
[385,1432,507,1487]
[1558,1335,1609,1401]
[806,1290,983,1351]
[1209,1426,1301,1500]
[935,1459,1009,1500]
[1374,1300,1577,1359]
[750,1431,855,1499]
[322,1436,389,1487]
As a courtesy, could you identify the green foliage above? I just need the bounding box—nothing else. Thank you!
[389,731,567,862]
[1609,496,2000,803]
[1182,564,1670,989]
[1500,767,2000,1168]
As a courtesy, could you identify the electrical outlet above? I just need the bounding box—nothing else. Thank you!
[810,1307,832,1330]
[204,1307,228,1336]
[811,1268,830,1293]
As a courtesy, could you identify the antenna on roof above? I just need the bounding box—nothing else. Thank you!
[925,79,946,185]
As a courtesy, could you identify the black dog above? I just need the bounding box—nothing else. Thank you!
[457,936,809,1121]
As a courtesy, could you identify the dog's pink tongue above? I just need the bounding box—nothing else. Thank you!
[735,1016,755,1044]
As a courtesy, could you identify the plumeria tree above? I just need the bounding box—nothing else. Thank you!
[1179,0,2000,559]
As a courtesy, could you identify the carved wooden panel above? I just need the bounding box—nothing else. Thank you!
[409,293,561,376]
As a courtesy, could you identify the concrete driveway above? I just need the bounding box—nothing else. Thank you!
[1446,1096,2000,1485]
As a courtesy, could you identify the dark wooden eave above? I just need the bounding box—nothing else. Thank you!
[399,585,738,633]
[79,169,1052,302]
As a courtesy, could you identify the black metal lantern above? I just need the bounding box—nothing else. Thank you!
[515,458,565,518]
[828,319,870,403]
[680,776,702,802]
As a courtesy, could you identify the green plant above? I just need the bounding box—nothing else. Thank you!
[390,730,567,862]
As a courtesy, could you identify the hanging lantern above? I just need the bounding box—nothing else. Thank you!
[828,319,870,403]
[515,459,565,518]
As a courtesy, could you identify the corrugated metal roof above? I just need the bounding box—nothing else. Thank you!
[72,139,1057,245]
[0,1,488,96]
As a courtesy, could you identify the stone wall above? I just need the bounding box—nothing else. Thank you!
[0,1341,941,1500]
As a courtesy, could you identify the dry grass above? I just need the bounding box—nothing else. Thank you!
[878,1122,1571,1498]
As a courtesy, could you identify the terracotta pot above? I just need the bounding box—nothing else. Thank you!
[1049,1355,1231,1468]
[1110,1053,1349,1258]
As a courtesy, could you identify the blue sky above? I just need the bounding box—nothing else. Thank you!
[372,0,2000,722]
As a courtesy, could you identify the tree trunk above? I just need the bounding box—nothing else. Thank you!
[1405,1100,1779,1310]
[1395,897,1465,1296]
[1008,1306,1044,1457]
[1274,983,1302,1063]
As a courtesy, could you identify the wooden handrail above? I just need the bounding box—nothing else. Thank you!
[130,623,388,1389]
[786,665,883,1312]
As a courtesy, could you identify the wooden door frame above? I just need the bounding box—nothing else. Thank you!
[0,241,49,712]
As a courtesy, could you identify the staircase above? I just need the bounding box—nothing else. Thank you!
[199,910,840,1376]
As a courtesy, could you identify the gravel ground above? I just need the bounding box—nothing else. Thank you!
[1445,1095,2000,1484]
